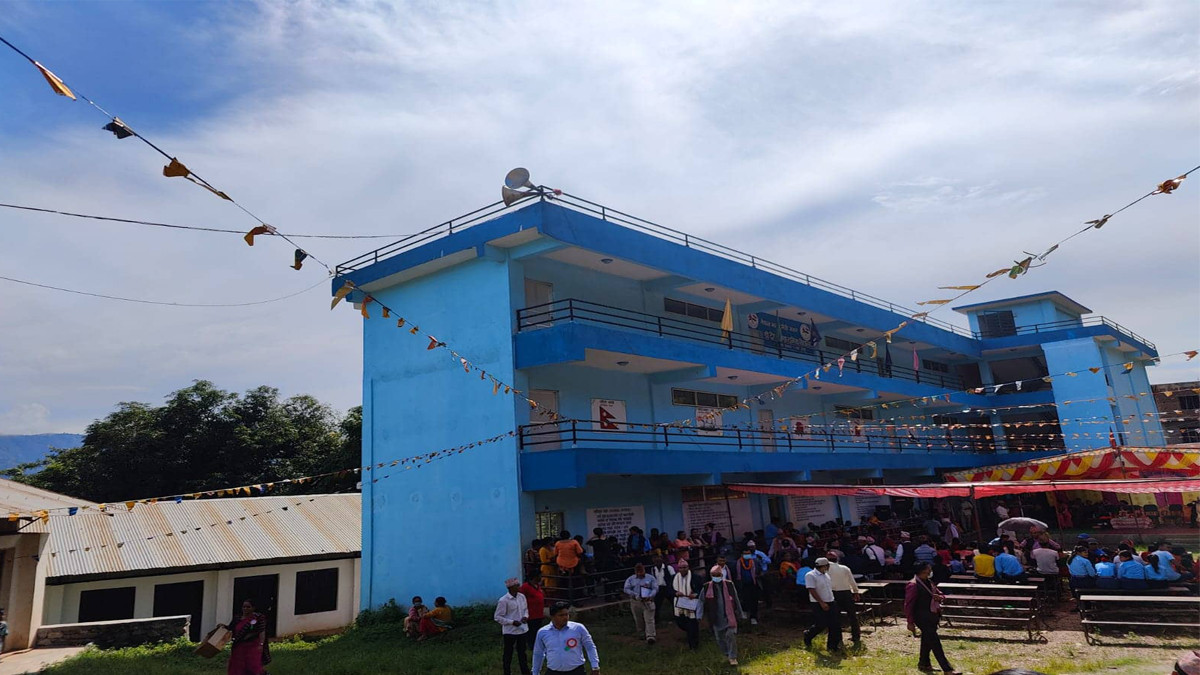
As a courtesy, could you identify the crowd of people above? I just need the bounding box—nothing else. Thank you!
[415,504,1197,674]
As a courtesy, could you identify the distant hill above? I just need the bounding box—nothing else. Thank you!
[0,434,84,470]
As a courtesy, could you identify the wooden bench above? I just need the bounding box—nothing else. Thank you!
[1078,595,1200,645]
[938,584,1040,641]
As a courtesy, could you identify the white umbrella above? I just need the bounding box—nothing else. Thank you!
[996,516,1048,536]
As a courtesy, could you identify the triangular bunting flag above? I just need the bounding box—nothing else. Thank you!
[33,61,76,99]
[291,249,308,270]
[331,281,354,309]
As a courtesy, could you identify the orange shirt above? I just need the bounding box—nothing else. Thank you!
[555,539,584,569]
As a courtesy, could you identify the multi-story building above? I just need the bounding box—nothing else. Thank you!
[334,191,1163,607]
[1151,381,1200,444]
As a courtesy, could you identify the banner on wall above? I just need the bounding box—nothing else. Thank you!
[787,495,841,525]
[849,494,891,521]
[591,399,627,431]
[696,407,724,435]
[682,496,752,540]
[747,312,805,351]
[586,505,645,537]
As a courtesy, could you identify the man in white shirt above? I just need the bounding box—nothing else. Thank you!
[995,501,1010,524]
[802,558,843,652]
[826,551,863,646]
[1030,545,1062,599]
[622,563,658,644]
[494,577,530,675]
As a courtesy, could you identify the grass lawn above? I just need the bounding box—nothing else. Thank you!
[42,605,1197,675]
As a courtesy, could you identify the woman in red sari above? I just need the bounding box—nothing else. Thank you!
[227,599,271,675]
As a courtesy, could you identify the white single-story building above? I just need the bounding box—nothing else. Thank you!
[0,477,361,647]
[0,480,91,650]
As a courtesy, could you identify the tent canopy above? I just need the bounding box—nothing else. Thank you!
[728,477,1200,499]
[943,446,1200,483]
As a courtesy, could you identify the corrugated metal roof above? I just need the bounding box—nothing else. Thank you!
[0,478,94,514]
[46,494,360,580]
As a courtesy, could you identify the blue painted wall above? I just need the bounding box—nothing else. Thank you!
[360,256,530,609]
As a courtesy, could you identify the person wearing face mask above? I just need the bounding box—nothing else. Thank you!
[702,564,745,666]
[734,546,763,626]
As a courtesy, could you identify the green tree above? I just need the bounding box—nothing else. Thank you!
[17,381,361,502]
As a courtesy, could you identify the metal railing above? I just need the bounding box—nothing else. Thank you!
[517,419,1060,454]
[517,298,966,389]
[334,191,973,337]
[974,316,1155,350]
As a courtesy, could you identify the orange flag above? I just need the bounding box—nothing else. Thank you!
[33,61,75,99]
[244,224,277,246]
[360,297,372,319]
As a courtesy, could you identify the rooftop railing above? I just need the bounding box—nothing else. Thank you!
[516,298,966,390]
[335,191,973,337]
[518,419,1062,454]
[975,316,1155,351]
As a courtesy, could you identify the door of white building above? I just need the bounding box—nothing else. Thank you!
[758,409,776,452]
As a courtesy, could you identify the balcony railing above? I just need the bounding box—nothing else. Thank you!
[517,419,1057,454]
[517,298,965,390]
[975,316,1155,350]
[335,191,973,337]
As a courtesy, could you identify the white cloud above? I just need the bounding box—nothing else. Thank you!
[0,0,1197,432]
[0,403,52,435]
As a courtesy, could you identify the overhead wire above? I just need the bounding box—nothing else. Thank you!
[0,273,329,307]
[0,203,418,239]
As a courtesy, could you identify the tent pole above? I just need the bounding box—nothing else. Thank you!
[723,485,737,547]
[970,485,983,544]
[1116,449,1148,546]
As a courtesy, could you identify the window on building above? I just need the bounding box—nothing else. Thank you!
[834,405,874,420]
[922,359,950,373]
[535,511,563,539]
[1181,428,1200,444]
[978,311,1016,338]
[681,486,745,502]
[79,587,136,623]
[295,568,339,615]
[671,388,739,409]
[664,298,725,323]
[825,336,862,352]
[1178,394,1200,411]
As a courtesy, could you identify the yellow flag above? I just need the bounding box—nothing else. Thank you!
[163,157,191,178]
[1123,362,1133,372]
[331,281,354,309]
[938,285,981,291]
[33,61,76,99]
[125,501,136,511]
[720,298,733,340]
[916,299,952,306]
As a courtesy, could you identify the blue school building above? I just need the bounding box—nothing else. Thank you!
[334,191,1163,608]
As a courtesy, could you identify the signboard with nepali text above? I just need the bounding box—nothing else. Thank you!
[787,495,841,526]
[585,505,645,538]
[746,312,813,352]
[682,495,753,541]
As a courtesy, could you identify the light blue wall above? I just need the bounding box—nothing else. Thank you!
[360,256,529,609]
[1041,338,1116,451]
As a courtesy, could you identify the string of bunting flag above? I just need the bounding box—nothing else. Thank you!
[686,347,1197,432]
[0,36,569,424]
[9,437,1187,566]
[781,350,1200,425]
[678,156,1197,428]
[0,36,332,273]
[8,430,517,525]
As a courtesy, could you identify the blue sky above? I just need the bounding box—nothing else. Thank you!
[1,1,1197,434]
